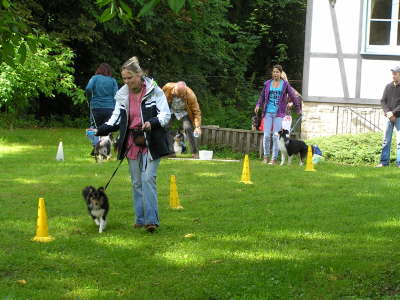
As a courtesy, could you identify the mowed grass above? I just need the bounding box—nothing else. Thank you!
[1,128,400,300]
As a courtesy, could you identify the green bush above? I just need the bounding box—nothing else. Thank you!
[308,132,394,165]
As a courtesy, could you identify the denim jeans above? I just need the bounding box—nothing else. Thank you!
[87,108,114,146]
[380,118,400,166]
[263,113,283,159]
[128,152,160,225]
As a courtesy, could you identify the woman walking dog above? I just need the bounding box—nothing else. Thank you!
[88,57,171,233]
[85,63,118,155]
[255,65,302,165]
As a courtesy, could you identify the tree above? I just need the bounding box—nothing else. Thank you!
[0,34,84,128]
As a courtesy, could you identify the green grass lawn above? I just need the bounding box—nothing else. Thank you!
[1,128,400,299]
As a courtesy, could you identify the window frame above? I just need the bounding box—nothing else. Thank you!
[362,0,400,56]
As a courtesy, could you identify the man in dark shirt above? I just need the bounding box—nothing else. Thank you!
[377,66,400,167]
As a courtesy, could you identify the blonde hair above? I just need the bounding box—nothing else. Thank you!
[280,71,288,81]
[121,56,143,75]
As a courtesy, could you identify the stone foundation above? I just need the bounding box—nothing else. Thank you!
[301,102,385,139]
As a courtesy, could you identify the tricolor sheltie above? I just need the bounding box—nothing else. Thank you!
[82,186,109,233]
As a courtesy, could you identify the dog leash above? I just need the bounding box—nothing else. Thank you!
[103,141,134,191]
[290,116,302,133]
[86,90,98,129]
[104,156,125,191]
[103,138,147,191]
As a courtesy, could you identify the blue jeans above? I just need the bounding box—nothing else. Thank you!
[128,152,161,225]
[263,113,283,159]
[380,118,400,166]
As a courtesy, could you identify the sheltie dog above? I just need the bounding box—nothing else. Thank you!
[82,186,109,233]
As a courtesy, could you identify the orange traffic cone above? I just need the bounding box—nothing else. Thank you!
[240,154,253,184]
[32,198,54,242]
[169,175,183,209]
[305,145,316,172]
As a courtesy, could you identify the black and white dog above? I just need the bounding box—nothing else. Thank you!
[93,134,113,162]
[82,186,109,233]
[277,129,311,166]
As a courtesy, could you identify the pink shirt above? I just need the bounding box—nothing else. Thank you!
[126,83,148,160]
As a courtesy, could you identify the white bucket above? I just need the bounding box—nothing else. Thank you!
[199,150,213,160]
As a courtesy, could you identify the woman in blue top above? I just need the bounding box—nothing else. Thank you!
[255,65,301,165]
[85,63,118,151]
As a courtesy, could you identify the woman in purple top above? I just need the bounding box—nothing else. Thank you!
[255,65,302,165]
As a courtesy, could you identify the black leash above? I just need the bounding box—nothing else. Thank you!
[104,143,132,191]
[103,134,148,191]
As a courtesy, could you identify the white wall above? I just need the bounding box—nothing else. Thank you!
[306,0,398,102]
[310,0,360,55]
[360,60,399,99]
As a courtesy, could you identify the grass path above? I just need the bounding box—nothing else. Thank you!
[1,129,400,299]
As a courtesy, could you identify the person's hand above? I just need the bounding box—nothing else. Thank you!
[254,106,259,114]
[86,128,97,135]
[142,121,151,131]
[194,127,202,136]
[287,102,293,109]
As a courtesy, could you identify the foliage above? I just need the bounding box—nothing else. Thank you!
[0,34,85,127]
[2,128,400,298]
[0,0,308,129]
[97,0,191,21]
[308,133,390,165]
[0,0,39,66]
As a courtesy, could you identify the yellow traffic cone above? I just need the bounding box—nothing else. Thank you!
[32,198,54,242]
[169,175,183,210]
[305,145,316,172]
[240,154,253,184]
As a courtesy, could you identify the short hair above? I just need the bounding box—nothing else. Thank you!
[95,63,113,77]
[121,56,143,74]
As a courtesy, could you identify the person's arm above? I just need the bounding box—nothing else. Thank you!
[381,85,391,115]
[255,85,266,113]
[95,85,127,135]
[145,87,171,130]
[287,84,302,114]
[186,88,201,128]
[95,101,122,135]
[85,77,95,101]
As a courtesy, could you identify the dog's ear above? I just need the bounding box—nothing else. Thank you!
[82,186,94,199]
[98,187,105,193]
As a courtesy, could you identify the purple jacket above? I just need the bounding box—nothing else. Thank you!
[256,79,302,118]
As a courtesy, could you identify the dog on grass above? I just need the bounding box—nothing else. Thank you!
[93,134,113,162]
[277,129,312,166]
[82,186,109,233]
[173,132,187,155]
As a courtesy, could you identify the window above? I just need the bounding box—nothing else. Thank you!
[363,0,400,55]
